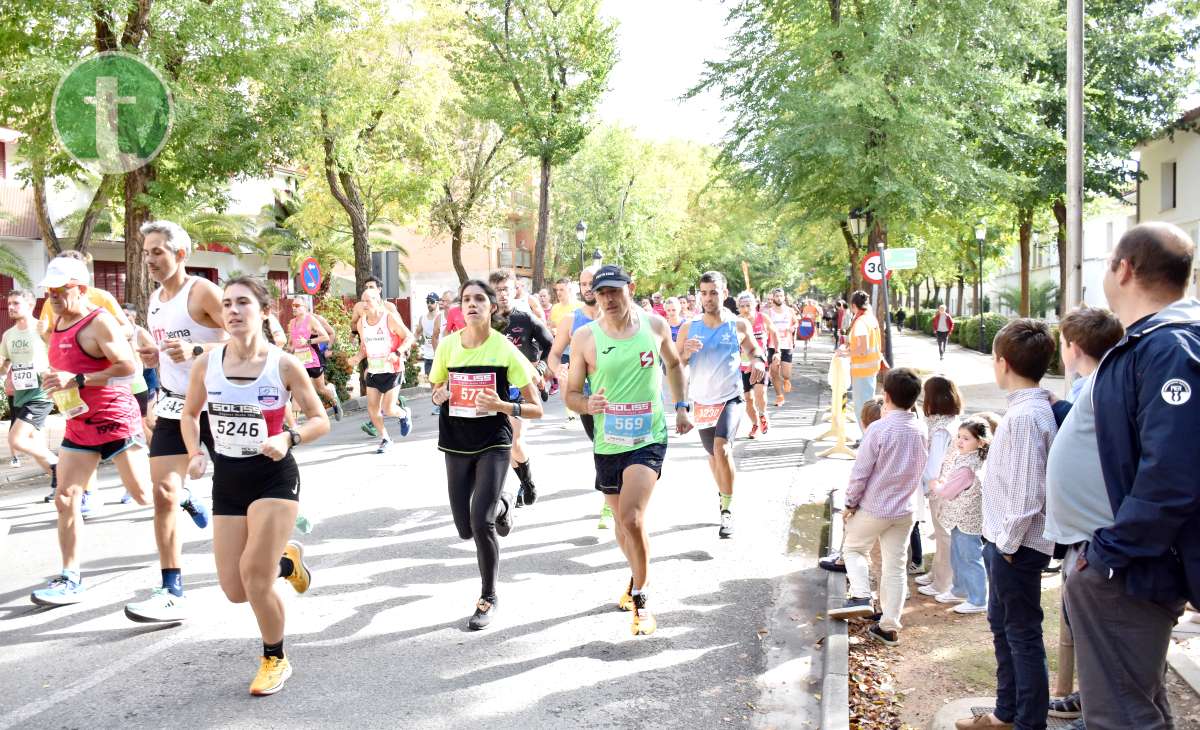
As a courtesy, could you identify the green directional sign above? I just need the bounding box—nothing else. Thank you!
[885,247,917,270]
[52,52,173,174]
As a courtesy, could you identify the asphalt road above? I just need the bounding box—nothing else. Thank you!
[0,378,830,730]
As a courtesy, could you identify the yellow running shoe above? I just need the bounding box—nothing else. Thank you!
[631,594,656,636]
[249,656,292,696]
[282,541,311,594]
[618,577,635,612]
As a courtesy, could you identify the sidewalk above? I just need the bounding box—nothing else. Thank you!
[888,328,1065,414]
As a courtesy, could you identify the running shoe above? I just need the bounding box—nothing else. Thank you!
[915,573,934,586]
[631,593,656,636]
[468,597,496,630]
[867,623,899,646]
[10,455,20,467]
[430,404,441,416]
[747,421,758,439]
[397,407,412,437]
[124,588,189,623]
[934,591,966,604]
[180,490,210,529]
[828,597,874,620]
[121,491,133,505]
[774,395,785,407]
[495,495,514,537]
[282,540,311,593]
[760,414,769,435]
[249,656,293,696]
[618,577,635,612]
[361,421,378,438]
[31,573,85,606]
[80,491,93,518]
[43,487,55,503]
[375,437,391,454]
[719,510,733,539]
[952,601,988,614]
[332,400,343,422]
[1048,692,1082,719]
[597,503,613,530]
[917,584,941,597]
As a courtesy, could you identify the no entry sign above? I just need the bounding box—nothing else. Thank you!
[300,257,322,295]
[797,317,816,341]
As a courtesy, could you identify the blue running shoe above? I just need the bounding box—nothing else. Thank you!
[31,572,85,606]
[121,491,133,505]
[397,407,412,438]
[80,491,93,518]
[180,490,210,529]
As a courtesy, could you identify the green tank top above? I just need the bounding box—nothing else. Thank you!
[589,311,667,455]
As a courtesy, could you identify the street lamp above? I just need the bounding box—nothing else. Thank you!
[592,248,603,266]
[975,223,987,352]
[849,209,893,366]
[575,220,588,273]
[848,210,866,300]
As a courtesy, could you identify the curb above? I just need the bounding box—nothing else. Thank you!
[821,488,850,730]
[1168,642,1200,701]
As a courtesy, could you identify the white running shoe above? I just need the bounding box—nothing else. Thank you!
[934,591,966,604]
[124,588,189,623]
[914,573,934,586]
[952,601,988,614]
[917,584,941,596]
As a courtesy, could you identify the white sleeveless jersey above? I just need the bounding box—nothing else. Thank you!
[149,276,226,395]
[419,313,437,359]
[360,310,397,374]
[767,305,795,348]
[203,344,290,460]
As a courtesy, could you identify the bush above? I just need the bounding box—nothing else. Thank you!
[956,313,1011,354]
[316,296,356,402]
[909,308,936,334]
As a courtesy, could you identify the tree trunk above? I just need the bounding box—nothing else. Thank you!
[838,220,862,296]
[1053,197,1068,317]
[933,283,941,306]
[321,114,371,295]
[450,224,468,285]
[30,153,61,258]
[533,154,552,290]
[123,165,155,312]
[72,175,118,253]
[956,275,965,315]
[1018,206,1033,317]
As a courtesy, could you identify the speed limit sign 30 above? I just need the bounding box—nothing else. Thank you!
[860,252,894,284]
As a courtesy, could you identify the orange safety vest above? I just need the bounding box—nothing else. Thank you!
[848,310,882,379]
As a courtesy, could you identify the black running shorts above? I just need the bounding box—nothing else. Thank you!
[593,441,667,495]
[150,412,214,458]
[212,453,300,516]
[11,399,52,430]
[767,347,793,364]
[366,372,401,393]
[61,435,143,461]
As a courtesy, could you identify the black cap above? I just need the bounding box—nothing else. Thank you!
[426,292,439,303]
[591,264,632,291]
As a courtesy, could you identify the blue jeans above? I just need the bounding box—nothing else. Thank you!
[983,541,1051,730]
[950,528,987,605]
[850,374,876,428]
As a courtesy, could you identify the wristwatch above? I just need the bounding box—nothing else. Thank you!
[74,373,86,389]
[191,344,204,359]
[674,401,691,412]
[283,425,302,449]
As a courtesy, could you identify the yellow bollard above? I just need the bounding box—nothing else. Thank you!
[818,352,856,459]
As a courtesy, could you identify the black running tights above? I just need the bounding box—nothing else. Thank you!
[445,449,510,599]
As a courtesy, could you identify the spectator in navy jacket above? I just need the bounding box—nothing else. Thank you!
[1070,222,1199,730]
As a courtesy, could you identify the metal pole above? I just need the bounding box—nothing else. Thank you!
[1066,0,1084,313]
[879,242,894,367]
[978,237,985,351]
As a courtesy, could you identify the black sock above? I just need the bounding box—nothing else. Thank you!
[263,640,284,659]
[161,568,183,598]
[278,556,294,579]
[513,460,532,486]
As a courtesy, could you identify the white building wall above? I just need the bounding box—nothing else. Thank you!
[1137,128,1200,296]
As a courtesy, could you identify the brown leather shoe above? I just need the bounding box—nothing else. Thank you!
[954,713,1013,730]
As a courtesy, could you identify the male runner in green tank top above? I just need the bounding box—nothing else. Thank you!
[564,265,692,635]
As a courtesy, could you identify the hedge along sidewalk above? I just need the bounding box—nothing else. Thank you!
[888,329,1065,414]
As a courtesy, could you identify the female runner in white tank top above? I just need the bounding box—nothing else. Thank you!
[180,277,330,697]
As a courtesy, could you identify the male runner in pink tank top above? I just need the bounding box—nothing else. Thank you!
[30,257,154,607]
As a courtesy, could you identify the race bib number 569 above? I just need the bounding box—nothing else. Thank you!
[603,401,653,447]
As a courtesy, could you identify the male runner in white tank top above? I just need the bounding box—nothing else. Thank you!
[126,220,228,623]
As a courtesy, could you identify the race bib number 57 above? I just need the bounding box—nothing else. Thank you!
[449,372,497,418]
[603,401,653,447]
